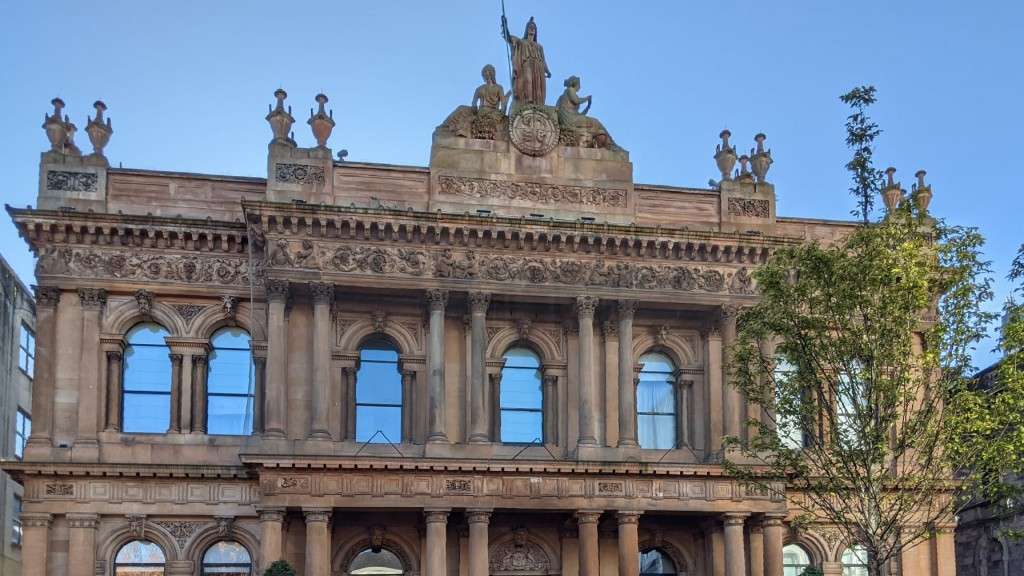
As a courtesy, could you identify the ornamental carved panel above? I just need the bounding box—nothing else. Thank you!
[437,174,627,208]
[36,246,252,287]
[46,170,98,192]
[274,163,325,185]
[490,537,551,573]
[727,197,770,218]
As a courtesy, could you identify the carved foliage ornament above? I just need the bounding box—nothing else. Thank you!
[37,247,251,286]
[727,197,770,218]
[490,530,551,573]
[46,170,98,192]
[154,520,203,550]
[45,483,74,496]
[275,162,325,185]
[437,174,627,208]
[173,303,206,321]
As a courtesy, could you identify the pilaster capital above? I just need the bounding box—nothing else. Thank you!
[265,279,290,302]
[423,508,450,524]
[601,320,617,338]
[256,507,286,523]
[169,353,183,364]
[34,285,62,309]
[192,355,208,368]
[722,512,749,526]
[616,511,642,525]
[574,296,599,319]
[66,512,100,529]
[303,508,332,524]
[468,291,491,313]
[466,509,492,525]
[719,303,741,321]
[106,349,123,363]
[617,299,638,319]
[20,513,53,528]
[78,287,107,309]
[310,281,335,304]
[575,510,603,525]
[702,325,722,340]
[762,513,787,527]
[425,289,449,312]
[542,374,558,388]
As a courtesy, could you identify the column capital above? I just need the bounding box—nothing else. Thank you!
[466,509,492,525]
[66,512,100,529]
[192,354,208,367]
[303,508,332,524]
[257,507,286,522]
[574,296,599,319]
[616,511,643,525]
[575,510,603,524]
[761,513,787,527]
[617,299,638,319]
[426,289,449,311]
[468,291,491,313]
[106,349,123,362]
[723,512,749,526]
[34,285,61,309]
[719,303,741,321]
[424,508,450,524]
[601,320,617,338]
[310,281,335,304]
[21,513,53,528]
[77,287,107,309]
[266,279,290,302]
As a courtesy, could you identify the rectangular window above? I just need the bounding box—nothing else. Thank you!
[18,323,34,378]
[10,495,21,547]
[14,409,30,460]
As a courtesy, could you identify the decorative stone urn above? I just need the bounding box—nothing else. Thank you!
[912,169,932,212]
[714,129,737,181]
[736,154,753,181]
[749,133,773,183]
[42,97,67,152]
[266,88,296,147]
[308,93,335,149]
[85,100,113,158]
[881,167,903,211]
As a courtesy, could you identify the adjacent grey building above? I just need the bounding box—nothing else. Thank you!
[0,254,35,576]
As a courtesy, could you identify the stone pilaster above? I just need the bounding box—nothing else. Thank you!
[933,525,956,576]
[723,513,748,576]
[191,355,208,433]
[468,292,491,443]
[252,353,267,434]
[466,509,491,576]
[575,296,600,447]
[542,373,558,444]
[264,279,289,437]
[424,509,450,576]
[257,507,285,572]
[67,513,99,576]
[706,326,724,452]
[75,288,106,455]
[310,282,334,439]
[616,511,642,576]
[303,508,332,576]
[27,287,60,451]
[21,513,52,576]
[426,290,449,443]
[617,300,638,447]
[576,510,602,576]
[720,305,741,440]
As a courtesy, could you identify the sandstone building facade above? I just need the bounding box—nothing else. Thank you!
[5,25,956,576]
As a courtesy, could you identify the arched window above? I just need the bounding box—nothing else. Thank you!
[122,324,172,433]
[639,549,676,576]
[114,540,166,575]
[499,347,543,443]
[841,545,869,576]
[356,339,402,443]
[202,541,252,576]
[783,544,812,576]
[349,548,404,575]
[207,328,255,435]
[637,352,677,449]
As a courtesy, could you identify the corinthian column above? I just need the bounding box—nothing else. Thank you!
[467,509,491,576]
[468,291,491,443]
[575,296,599,447]
[720,305,741,440]
[616,511,642,576]
[168,353,183,433]
[723,513,748,576]
[424,509,449,576]
[21,513,52,576]
[304,508,332,576]
[426,290,449,443]
[67,513,98,576]
[77,288,106,445]
[617,300,639,447]
[264,279,289,437]
[27,287,60,450]
[310,282,334,439]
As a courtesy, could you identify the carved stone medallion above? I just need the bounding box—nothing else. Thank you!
[509,108,558,157]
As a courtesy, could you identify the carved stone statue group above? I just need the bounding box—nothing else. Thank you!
[437,16,619,155]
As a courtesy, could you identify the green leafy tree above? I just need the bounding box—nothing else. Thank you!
[264,560,296,576]
[721,198,1024,576]
[840,86,884,224]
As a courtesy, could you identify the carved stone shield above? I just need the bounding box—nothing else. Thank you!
[509,108,559,156]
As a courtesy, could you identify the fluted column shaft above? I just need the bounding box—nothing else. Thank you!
[707,327,724,452]
[426,290,449,443]
[576,297,599,447]
[720,305,741,439]
[265,280,289,437]
[304,508,332,576]
[424,509,449,576]
[258,508,285,572]
[723,513,748,576]
[617,301,639,447]
[27,288,59,449]
[576,511,601,576]
[617,512,642,576]
[104,350,123,432]
[310,282,333,439]
[191,355,208,433]
[21,513,52,576]
[467,509,491,576]
[67,513,99,576]
[77,288,105,442]
[468,292,490,443]
[762,514,785,576]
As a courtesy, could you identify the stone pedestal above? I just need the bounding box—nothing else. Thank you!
[38,152,109,211]
[719,179,776,233]
[266,143,334,204]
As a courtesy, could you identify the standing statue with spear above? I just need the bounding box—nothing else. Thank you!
[500,3,551,109]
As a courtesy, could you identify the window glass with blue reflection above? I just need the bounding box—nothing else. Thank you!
[500,347,543,443]
[355,340,402,443]
[122,323,172,433]
[207,328,254,436]
[637,352,677,449]
[639,549,676,576]
[202,541,252,576]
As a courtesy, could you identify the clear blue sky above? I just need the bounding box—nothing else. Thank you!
[2,1,1021,366]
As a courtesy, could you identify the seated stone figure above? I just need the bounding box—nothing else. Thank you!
[438,65,510,141]
[555,75,617,150]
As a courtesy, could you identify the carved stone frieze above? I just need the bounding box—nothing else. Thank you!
[437,174,627,208]
[727,197,770,218]
[36,246,251,286]
[274,162,325,185]
[46,170,98,192]
[45,483,74,497]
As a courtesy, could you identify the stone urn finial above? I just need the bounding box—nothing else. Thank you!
[86,100,113,158]
[308,93,335,149]
[62,115,82,157]
[714,129,737,181]
[881,166,903,211]
[43,97,68,152]
[750,133,773,183]
[736,154,753,181]
[911,169,932,212]
[266,88,296,147]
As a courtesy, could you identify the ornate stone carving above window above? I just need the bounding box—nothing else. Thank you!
[727,197,770,218]
[45,170,98,192]
[36,246,252,286]
[489,530,552,574]
[154,520,204,550]
[275,162,325,185]
[437,174,627,208]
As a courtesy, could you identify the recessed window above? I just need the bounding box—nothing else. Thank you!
[122,324,172,433]
[18,323,34,378]
[355,340,402,443]
[500,347,543,443]
[207,328,254,436]
[10,495,21,547]
[115,540,166,576]
[841,545,869,576]
[350,548,404,575]
[14,409,30,460]
[639,549,676,576]
[783,544,812,576]
[774,358,806,449]
[202,541,252,576]
[837,367,866,447]
[638,352,677,449]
